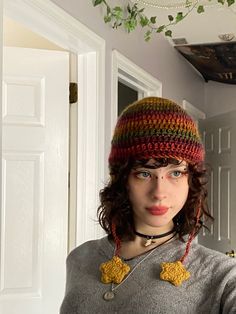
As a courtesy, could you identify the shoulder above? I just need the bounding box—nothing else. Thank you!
[191,242,236,273]
[66,236,111,265]
[192,242,232,260]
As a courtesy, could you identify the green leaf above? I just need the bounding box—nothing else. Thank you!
[124,19,137,32]
[127,3,131,13]
[94,0,104,6]
[176,12,184,22]
[168,15,174,22]
[113,21,122,29]
[140,16,149,27]
[113,6,122,13]
[197,5,204,13]
[144,30,152,42]
[138,8,145,13]
[185,0,192,7]
[156,25,165,33]
[112,6,123,19]
[227,0,235,6]
[217,0,225,4]
[165,30,172,37]
[106,6,111,15]
[104,15,112,23]
[130,5,138,18]
[150,16,157,24]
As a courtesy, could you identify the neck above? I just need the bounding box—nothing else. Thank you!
[134,220,175,236]
[134,227,176,247]
[135,227,175,239]
[119,232,177,260]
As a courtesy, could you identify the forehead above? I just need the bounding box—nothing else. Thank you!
[133,158,188,169]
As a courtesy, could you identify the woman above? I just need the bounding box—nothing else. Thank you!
[60,97,236,313]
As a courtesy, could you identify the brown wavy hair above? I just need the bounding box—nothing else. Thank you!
[97,158,213,241]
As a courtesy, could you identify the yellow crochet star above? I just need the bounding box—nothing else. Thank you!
[100,256,130,284]
[160,261,190,286]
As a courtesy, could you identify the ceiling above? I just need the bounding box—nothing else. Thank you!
[175,42,236,84]
[136,1,236,83]
[135,1,236,45]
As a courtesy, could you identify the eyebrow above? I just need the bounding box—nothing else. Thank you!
[167,163,188,169]
[133,163,188,170]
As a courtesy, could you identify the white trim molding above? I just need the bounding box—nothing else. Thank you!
[2,0,106,248]
[3,0,103,53]
[111,49,162,131]
[76,53,106,245]
[182,99,206,121]
[0,0,3,241]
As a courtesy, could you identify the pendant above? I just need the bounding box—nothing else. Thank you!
[144,238,152,246]
[103,291,115,301]
[144,238,156,247]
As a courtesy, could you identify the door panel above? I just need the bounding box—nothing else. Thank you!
[198,111,236,254]
[1,47,69,314]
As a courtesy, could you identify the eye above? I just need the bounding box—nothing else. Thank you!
[135,170,151,180]
[169,169,188,179]
[171,171,182,178]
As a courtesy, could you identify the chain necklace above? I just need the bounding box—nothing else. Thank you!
[103,233,177,301]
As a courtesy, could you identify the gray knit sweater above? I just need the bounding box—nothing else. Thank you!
[60,237,236,314]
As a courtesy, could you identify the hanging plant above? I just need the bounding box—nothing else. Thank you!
[92,0,235,41]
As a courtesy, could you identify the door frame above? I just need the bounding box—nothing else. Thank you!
[111,49,162,132]
[1,0,105,249]
[0,0,3,225]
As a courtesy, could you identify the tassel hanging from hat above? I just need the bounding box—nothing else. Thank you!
[100,221,130,284]
[160,202,201,286]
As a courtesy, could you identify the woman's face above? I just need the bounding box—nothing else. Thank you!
[127,159,189,233]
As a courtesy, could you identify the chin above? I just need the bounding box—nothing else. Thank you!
[146,217,174,229]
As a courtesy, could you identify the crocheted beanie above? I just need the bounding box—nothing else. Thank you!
[109,97,204,166]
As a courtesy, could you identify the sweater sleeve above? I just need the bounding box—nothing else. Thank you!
[65,252,74,294]
[220,266,236,313]
[59,251,79,314]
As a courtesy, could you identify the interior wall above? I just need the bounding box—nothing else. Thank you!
[204,81,236,117]
[50,0,205,159]
[51,1,204,105]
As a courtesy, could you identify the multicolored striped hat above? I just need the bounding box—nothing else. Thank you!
[109,97,204,166]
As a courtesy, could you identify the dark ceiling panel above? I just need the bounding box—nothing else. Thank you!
[175,42,236,84]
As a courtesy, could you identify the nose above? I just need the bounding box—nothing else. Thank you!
[150,176,167,201]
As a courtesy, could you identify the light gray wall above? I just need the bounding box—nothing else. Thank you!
[51,0,205,110]
[204,81,236,117]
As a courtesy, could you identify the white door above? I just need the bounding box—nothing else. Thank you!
[198,111,236,255]
[0,47,69,314]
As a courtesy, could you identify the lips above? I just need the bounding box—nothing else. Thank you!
[146,206,169,215]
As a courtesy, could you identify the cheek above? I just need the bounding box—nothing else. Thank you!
[127,187,139,204]
[174,182,189,204]
[180,186,189,204]
[127,182,144,206]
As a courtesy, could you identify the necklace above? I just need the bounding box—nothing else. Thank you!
[103,233,176,301]
[135,228,175,247]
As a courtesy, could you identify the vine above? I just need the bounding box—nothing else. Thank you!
[93,0,235,41]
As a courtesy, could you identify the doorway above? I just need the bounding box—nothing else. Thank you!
[112,49,162,131]
[0,1,105,313]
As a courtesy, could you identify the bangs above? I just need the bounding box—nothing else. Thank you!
[132,158,183,169]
